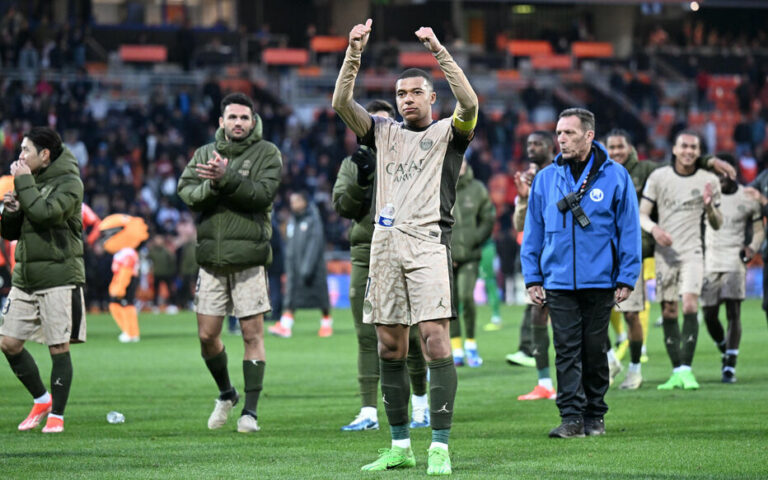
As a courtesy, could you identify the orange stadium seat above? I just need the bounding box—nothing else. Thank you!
[263,48,309,66]
[506,40,552,56]
[310,36,348,53]
[119,45,167,63]
[571,42,614,58]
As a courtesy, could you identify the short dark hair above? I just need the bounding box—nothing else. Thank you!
[529,130,555,147]
[25,127,63,161]
[397,68,433,90]
[605,128,633,145]
[558,108,595,132]
[220,92,255,116]
[673,129,701,146]
[366,99,396,118]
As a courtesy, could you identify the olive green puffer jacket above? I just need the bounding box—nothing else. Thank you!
[1,146,85,291]
[177,115,282,273]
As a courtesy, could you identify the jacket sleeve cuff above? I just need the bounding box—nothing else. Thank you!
[524,281,543,289]
[216,169,239,194]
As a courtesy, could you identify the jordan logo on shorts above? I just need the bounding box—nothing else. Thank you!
[436,298,446,310]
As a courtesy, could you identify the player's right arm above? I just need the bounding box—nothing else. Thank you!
[639,170,672,247]
[331,19,374,138]
[177,146,221,212]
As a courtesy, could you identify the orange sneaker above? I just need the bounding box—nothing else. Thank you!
[42,416,64,433]
[18,401,52,431]
[267,323,292,338]
[517,385,557,401]
[317,325,333,337]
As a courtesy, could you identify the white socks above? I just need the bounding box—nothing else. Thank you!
[34,392,51,404]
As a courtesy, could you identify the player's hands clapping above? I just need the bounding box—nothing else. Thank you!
[349,19,372,54]
[415,27,443,54]
[351,146,376,186]
[196,151,229,185]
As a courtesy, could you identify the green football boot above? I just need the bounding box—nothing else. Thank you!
[657,372,684,390]
[361,446,416,471]
[427,447,452,475]
[679,370,700,390]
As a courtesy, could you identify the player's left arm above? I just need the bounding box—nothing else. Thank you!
[415,27,478,136]
[614,169,642,290]
[217,146,282,212]
[703,178,723,230]
[15,175,82,227]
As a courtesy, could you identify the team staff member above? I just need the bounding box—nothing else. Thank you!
[640,131,722,391]
[178,92,281,433]
[333,100,430,432]
[521,108,641,438]
[0,127,86,434]
[333,19,478,475]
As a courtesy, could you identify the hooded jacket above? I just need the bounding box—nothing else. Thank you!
[177,115,282,273]
[521,141,641,291]
[1,146,85,291]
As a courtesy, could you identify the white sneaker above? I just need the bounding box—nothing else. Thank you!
[118,332,140,343]
[207,395,238,429]
[620,371,643,390]
[237,414,261,433]
[608,358,623,386]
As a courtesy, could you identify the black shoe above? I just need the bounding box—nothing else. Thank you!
[548,420,585,438]
[721,370,737,384]
[584,417,605,436]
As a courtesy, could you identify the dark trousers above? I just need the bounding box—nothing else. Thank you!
[547,289,613,421]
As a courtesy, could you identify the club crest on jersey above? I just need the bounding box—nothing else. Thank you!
[589,188,604,202]
[419,139,433,151]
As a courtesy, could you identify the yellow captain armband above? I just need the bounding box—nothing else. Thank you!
[452,108,478,133]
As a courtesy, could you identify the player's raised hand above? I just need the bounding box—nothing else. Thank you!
[415,27,443,53]
[514,171,530,199]
[703,181,713,206]
[349,19,372,54]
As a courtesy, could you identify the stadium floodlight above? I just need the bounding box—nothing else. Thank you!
[689,1,700,11]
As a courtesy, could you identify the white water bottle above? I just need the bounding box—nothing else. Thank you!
[378,203,395,227]
[107,411,125,424]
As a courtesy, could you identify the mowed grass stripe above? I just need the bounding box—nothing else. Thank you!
[1,301,766,479]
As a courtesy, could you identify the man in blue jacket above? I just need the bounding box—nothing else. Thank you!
[521,108,641,438]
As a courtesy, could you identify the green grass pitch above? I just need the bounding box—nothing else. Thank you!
[1,301,767,479]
